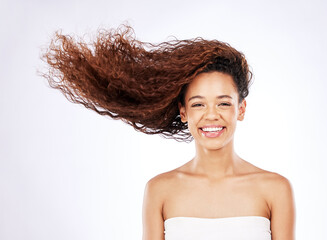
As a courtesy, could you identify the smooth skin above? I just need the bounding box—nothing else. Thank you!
[142,71,296,240]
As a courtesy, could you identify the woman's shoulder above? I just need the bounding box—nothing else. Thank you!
[263,171,294,198]
[145,169,181,189]
[257,169,295,237]
[143,170,181,209]
[248,166,293,192]
[239,165,295,221]
[254,169,292,187]
[144,166,190,197]
[240,160,291,183]
[233,161,293,200]
[252,169,294,211]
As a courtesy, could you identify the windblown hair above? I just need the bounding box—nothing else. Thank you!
[41,25,252,142]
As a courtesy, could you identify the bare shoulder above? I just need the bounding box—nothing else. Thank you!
[258,170,293,192]
[267,171,295,203]
[254,170,293,192]
[255,170,295,212]
[259,171,296,238]
[239,161,289,184]
[142,170,180,240]
[144,170,179,198]
[146,168,180,184]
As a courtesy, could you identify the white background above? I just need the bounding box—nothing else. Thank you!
[1,0,326,239]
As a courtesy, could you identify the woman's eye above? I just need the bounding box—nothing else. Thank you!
[191,103,203,107]
[219,102,231,107]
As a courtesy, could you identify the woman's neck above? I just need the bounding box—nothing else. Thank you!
[191,140,241,180]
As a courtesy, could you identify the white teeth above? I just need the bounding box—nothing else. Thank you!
[202,127,223,132]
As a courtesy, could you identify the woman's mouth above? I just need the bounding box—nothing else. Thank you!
[199,126,225,138]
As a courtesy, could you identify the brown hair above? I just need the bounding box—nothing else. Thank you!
[41,25,252,142]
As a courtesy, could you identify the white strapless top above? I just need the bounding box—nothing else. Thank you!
[164,216,271,240]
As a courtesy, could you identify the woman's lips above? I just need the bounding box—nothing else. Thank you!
[199,127,225,138]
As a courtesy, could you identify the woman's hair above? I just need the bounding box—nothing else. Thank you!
[41,25,252,142]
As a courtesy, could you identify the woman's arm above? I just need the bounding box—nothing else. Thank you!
[142,177,165,240]
[270,174,296,240]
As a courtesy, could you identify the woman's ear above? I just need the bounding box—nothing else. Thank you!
[178,102,187,123]
[237,99,247,121]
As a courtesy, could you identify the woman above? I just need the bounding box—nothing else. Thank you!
[42,25,295,240]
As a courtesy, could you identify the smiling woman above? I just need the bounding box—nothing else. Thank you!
[41,24,295,240]
[178,72,245,150]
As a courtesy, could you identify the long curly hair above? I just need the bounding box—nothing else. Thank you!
[41,25,252,142]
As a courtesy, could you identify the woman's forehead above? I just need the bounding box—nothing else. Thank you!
[186,72,238,96]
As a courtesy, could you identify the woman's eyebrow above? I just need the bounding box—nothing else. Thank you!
[188,95,233,102]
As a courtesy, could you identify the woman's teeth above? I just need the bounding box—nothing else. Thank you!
[202,127,223,132]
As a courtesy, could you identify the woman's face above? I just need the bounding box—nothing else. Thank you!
[178,71,246,150]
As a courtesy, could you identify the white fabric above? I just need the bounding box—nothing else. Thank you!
[164,216,271,240]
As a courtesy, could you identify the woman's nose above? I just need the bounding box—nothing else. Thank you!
[204,106,220,120]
